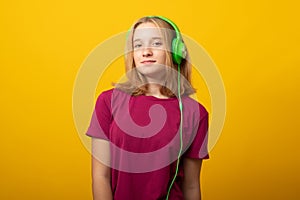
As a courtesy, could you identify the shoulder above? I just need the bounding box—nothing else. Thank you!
[97,88,114,99]
[98,88,132,98]
[94,88,115,109]
[96,88,132,106]
[96,88,118,102]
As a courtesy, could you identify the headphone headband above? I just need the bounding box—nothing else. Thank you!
[148,16,181,41]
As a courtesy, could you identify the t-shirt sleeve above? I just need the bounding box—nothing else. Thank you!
[184,106,209,160]
[86,91,112,140]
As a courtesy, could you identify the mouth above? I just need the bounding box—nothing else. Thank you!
[141,60,156,64]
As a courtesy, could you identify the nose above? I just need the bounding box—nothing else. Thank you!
[142,47,153,57]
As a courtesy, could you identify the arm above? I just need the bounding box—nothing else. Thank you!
[91,138,113,200]
[182,158,203,200]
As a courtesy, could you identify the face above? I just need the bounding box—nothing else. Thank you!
[133,22,167,80]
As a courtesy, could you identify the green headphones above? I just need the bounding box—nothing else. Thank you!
[130,16,187,65]
[149,16,187,65]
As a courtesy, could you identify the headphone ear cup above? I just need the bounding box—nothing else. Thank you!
[172,38,186,65]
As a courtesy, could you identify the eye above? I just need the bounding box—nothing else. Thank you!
[133,43,142,49]
[152,41,163,47]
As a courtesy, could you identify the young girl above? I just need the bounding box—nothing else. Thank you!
[86,16,209,200]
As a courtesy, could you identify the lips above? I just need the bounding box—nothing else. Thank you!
[141,60,156,64]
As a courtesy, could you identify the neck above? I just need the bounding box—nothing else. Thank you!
[145,83,168,99]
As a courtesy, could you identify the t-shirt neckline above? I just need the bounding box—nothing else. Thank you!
[140,94,178,101]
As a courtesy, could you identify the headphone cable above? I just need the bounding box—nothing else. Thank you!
[165,63,183,200]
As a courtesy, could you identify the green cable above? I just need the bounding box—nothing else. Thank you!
[166,63,183,200]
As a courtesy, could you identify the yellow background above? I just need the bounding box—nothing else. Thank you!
[1,0,299,199]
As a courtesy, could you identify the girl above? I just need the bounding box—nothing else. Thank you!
[86,16,209,200]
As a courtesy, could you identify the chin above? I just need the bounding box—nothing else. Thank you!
[136,63,166,78]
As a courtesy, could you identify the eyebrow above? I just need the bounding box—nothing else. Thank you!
[133,37,163,42]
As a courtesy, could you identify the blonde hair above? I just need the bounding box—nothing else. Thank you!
[113,16,196,97]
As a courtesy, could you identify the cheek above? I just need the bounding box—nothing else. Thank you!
[133,51,140,66]
[133,51,141,61]
[133,52,138,64]
[159,51,167,61]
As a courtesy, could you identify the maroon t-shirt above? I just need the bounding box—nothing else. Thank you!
[86,88,209,200]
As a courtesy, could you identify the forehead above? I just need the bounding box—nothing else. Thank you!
[133,22,163,40]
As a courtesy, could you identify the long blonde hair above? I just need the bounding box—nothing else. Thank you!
[113,16,196,97]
